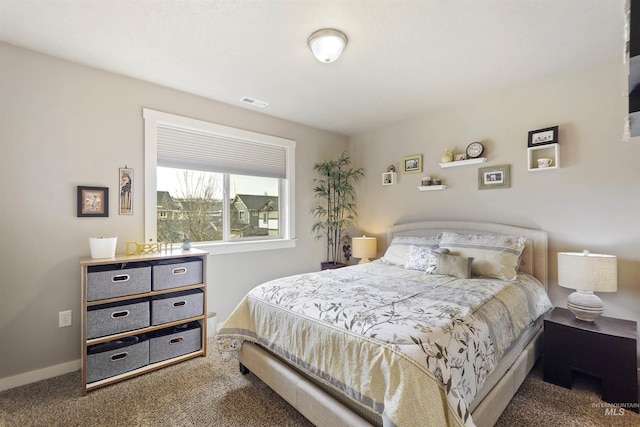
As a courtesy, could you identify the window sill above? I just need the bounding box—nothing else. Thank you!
[190,238,296,255]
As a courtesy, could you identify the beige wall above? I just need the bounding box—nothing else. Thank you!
[2,40,638,388]
[0,42,347,384]
[349,60,640,330]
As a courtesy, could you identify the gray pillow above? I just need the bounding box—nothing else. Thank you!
[425,250,473,279]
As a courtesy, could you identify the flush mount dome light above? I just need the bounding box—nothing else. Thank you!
[307,28,348,63]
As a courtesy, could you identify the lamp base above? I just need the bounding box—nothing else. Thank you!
[566,290,604,322]
[357,258,371,264]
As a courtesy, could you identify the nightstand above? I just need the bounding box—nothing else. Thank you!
[544,307,638,412]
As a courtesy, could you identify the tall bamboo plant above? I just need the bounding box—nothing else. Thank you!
[312,152,365,266]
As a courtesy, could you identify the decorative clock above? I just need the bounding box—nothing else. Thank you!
[466,142,484,159]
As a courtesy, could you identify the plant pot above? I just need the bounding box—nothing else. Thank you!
[89,237,117,259]
[321,262,347,271]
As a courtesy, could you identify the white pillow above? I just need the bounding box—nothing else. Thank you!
[438,232,526,280]
[380,236,440,267]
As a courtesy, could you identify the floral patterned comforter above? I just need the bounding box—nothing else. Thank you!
[217,261,552,427]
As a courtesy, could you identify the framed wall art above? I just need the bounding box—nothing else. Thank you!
[478,164,510,190]
[119,167,133,215]
[382,171,396,186]
[77,186,109,217]
[528,126,558,147]
[402,154,422,174]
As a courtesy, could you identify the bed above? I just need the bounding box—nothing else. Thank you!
[216,221,552,427]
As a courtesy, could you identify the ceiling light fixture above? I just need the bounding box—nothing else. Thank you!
[307,28,348,63]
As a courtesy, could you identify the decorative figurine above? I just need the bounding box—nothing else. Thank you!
[342,235,352,261]
[441,149,454,163]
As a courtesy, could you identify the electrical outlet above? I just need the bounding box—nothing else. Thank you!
[59,310,72,328]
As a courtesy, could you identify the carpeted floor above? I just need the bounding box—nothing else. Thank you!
[495,358,639,427]
[0,341,638,426]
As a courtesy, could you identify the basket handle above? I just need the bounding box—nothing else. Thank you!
[111,352,129,361]
[111,310,130,319]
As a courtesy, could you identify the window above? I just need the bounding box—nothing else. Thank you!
[144,109,296,254]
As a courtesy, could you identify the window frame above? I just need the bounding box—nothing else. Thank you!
[143,108,296,254]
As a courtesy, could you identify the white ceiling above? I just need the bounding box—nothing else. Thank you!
[0,0,626,136]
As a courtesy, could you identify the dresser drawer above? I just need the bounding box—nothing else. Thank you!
[149,322,202,364]
[87,263,151,301]
[152,258,203,291]
[151,289,204,326]
[87,336,149,383]
[87,299,150,339]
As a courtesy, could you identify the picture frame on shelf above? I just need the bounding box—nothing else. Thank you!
[119,167,133,215]
[528,126,558,147]
[77,186,109,217]
[402,154,422,174]
[382,172,396,186]
[478,164,510,190]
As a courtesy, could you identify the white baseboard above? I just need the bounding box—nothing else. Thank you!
[1,317,223,394]
[0,359,81,393]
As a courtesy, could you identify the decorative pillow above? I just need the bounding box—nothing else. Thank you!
[380,236,440,266]
[425,250,472,279]
[438,232,526,280]
[424,247,450,273]
[404,245,430,270]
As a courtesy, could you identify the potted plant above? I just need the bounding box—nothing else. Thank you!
[312,152,365,269]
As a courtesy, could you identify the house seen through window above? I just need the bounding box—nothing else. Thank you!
[156,169,280,243]
[144,108,295,253]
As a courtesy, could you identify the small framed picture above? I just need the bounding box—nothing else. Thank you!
[119,167,134,215]
[77,186,109,217]
[382,172,396,186]
[528,126,558,147]
[478,164,510,190]
[402,154,422,174]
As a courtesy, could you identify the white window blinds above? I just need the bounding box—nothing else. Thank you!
[156,122,287,179]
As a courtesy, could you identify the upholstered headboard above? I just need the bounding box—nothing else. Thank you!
[387,221,548,289]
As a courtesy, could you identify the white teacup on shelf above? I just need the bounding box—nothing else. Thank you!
[537,158,553,168]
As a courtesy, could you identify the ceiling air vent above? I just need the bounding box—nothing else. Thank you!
[240,96,269,108]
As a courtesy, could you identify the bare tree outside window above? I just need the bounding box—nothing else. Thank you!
[157,169,223,243]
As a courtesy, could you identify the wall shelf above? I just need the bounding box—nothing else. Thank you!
[418,185,447,191]
[439,157,487,168]
[527,143,559,171]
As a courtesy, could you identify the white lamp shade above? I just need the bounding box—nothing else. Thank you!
[308,29,347,63]
[352,236,377,261]
[557,251,617,292]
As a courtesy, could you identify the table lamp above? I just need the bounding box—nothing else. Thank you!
[352,236,377,264]
[557,250,617,321]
